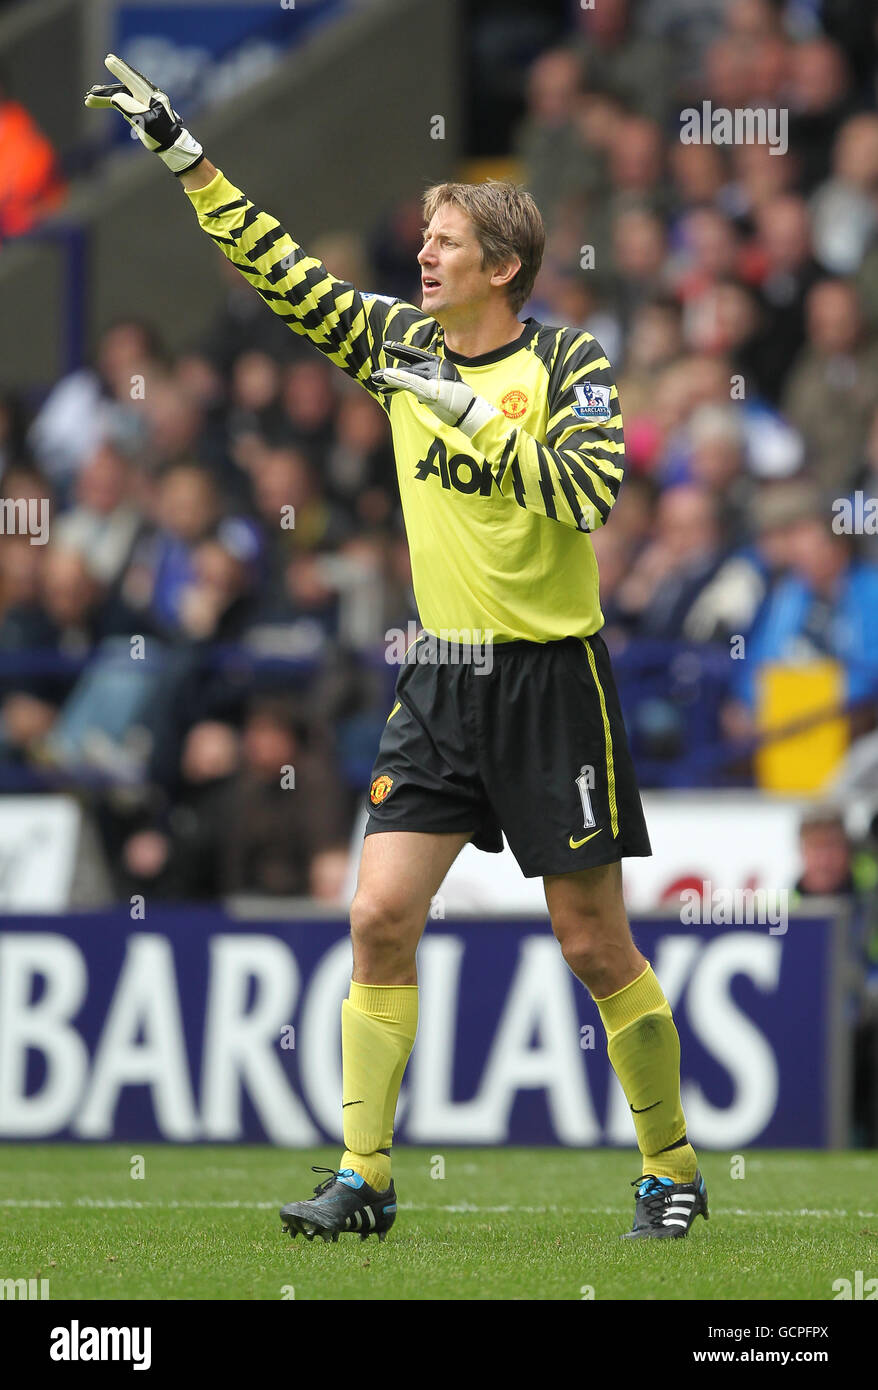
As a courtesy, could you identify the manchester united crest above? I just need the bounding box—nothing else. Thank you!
[370,773,394,805]
[500,388,528,419]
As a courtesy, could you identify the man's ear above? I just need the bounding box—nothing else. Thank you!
[490,257,522,291]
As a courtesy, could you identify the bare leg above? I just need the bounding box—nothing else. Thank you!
[350,829,473,983]
[543,860,645,997]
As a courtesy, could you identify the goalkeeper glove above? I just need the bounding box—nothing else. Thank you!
[84,53,204,176]
[370,342,499,438]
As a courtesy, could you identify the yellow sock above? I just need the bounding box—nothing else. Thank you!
[595,964,697,1183]
[340,982,418,1192]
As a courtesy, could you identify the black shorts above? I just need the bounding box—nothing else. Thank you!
[364,632,651,878]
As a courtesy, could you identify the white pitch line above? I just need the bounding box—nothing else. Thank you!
[1,1199,877,1218]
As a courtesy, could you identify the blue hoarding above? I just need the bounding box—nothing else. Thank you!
[111,2,347,135]
[0,910,848,1147]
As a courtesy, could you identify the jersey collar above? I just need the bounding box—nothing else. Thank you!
[442,317,539,368]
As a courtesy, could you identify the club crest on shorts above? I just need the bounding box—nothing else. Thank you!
[370,773,394,805]
[572,382,611,421]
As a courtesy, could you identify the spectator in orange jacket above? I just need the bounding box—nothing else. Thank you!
[0,77,66,242]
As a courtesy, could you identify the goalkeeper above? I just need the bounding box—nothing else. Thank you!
[85,56,708,1242]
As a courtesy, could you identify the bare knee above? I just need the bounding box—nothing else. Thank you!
[555,916,604,983]
[349,890,422,981]
[552,907,643,997]
[350,889,413,951]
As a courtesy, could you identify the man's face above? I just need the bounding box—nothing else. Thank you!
[800,826,850,894]
[418,204,504,321]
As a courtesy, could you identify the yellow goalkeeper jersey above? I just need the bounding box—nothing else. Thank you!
[186,170,625,643]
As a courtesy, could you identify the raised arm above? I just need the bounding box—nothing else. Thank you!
[85,55,430,400]
[182,163,427,399]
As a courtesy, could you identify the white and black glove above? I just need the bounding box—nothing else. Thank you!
[84,53,204,176]
[371,342,499,438]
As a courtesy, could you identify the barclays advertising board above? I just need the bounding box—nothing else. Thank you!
[0,910,849,1147]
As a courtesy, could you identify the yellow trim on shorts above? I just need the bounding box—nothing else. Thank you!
[583,638,619,839]
[386,631,422,723]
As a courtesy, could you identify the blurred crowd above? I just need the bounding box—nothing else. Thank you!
[0,298,413,902]
[515,0,878,750]
[2,0,878,901]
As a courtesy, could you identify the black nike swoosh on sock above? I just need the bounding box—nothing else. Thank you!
[342,1100,364,1108]
[630,1101,662,1113]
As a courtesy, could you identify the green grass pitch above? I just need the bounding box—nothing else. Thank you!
[1,1146,876,1301]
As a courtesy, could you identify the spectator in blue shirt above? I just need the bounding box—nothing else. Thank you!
[729,512,878,717]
